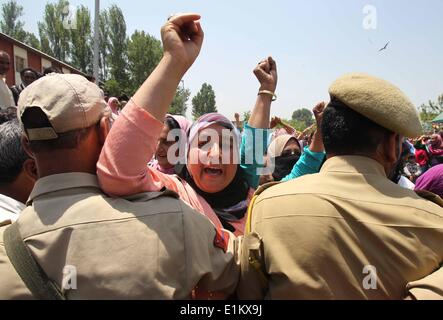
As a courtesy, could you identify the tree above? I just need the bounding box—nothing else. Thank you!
[0,0,26,41]
[192,83,217,120]
[99,9,110,81]
[292,108,314,128]
[243,111,251,123]
[170,86,191,116]
[107,5,128,91]
[104,79,121,97]
[420,94,443,122]
[70,5,93,74]
[23,32,40,49]
[127,30,162,94]
[0,0,40,49]
[38,0,71,62]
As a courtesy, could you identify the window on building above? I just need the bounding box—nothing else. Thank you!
[15,56,26,73]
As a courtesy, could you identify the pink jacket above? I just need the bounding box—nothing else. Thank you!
[97,100,247,235]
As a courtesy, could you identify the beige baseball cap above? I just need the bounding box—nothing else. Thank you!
[329,73,422,138]
[17,73,109,141]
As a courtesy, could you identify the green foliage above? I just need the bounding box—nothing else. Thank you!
[243,111,251,123]
[107,5,128,90]
[127,30,162,94]
[70,5,93,74]
[192,83,217,120]
[292,108,314,128]
[99,10,110,80]
[170,86,191,116]
[104,79,121,97]
[23,32,40,49]
[420,94,443,122]
[38,0,71,62]
[1,1,167,98]
[0,0,26,40]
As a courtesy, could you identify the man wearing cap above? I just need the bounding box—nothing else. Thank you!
[238,73,443,300]
[0,13,239,300]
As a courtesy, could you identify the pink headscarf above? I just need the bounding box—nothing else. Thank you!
[108,97,120,115]
[150,114,192,175]
[167,114,192,141]
[429,134,443,156]
[187,113,241,155]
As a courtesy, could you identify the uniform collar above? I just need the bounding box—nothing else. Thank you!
[27,173,100,205]
[321,156,387,178]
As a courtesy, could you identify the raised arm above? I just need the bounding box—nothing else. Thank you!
[248,57,277,129]
[133,14,204,120]
[281,102,326,182]
[97,14,204,196]
[240,57,277,188]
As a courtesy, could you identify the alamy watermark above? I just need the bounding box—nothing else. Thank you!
[363,5,377,30]
[164,128,272,176]
[62,265,77,290]
[363,265,378,290]
[62,5,77,30]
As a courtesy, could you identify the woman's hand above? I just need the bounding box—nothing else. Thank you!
[309,102,326,153]
[313,102,326,134]
[161,13,204,73]
[253,56,278,92]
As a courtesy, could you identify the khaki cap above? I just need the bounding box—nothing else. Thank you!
[329,73,422,138]
[17,73,108,141]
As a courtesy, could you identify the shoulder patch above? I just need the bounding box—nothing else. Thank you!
[213,227,230,253]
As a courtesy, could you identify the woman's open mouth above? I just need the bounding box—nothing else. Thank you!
[204,167,223,176]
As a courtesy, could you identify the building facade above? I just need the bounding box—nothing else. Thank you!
[0,32,84,87]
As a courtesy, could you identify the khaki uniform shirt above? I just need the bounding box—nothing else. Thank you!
[238,156,443,300]
[0,173,239,300]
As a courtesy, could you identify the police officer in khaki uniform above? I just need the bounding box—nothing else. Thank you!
[0,13,239,300]
[238,73,443,300]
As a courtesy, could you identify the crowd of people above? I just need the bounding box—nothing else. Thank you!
[0,13,442,300]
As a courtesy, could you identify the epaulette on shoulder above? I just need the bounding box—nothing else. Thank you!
[254,181,281,197]
[123,188,180,202]
[415,190,443,208]
[246,182,281,234]
[0,220,13,228]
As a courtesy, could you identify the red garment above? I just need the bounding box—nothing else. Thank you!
[415,149,429,167]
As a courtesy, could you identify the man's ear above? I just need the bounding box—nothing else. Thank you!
[23,158,38,181]
[382,133,401,165]
[98,117,111,146]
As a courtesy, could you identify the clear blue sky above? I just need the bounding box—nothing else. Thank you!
[6,0,443,119]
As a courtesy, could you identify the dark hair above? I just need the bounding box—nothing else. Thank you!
[20,68,39,78]
[165,117,181,142]
[0,115,28,185]
[43,66,61,75]
[165,117,181,131]
[321,97,393,155]
[0,109,17,125]
[21,107,93,153]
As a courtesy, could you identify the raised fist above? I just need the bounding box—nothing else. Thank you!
[161,13,204,72]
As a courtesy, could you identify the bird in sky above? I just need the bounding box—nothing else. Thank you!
[379,42,390,52]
